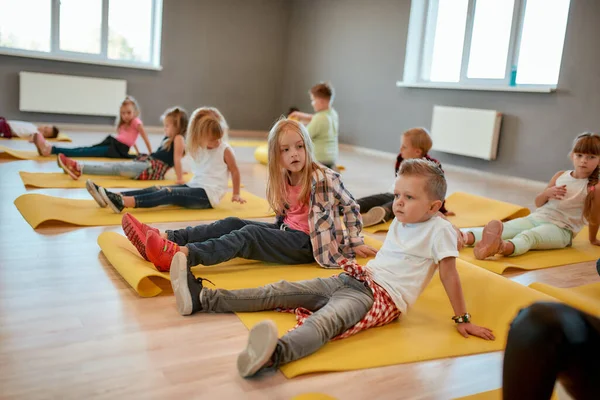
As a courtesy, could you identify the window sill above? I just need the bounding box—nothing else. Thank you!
[0,48,162,71]
[396,81,556,93]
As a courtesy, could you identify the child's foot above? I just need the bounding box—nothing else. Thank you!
[170,252,212,316]
[237,320,279,378]
[474,220,504,260]
[362,206,387,227]
[122,213,159,261]
[86,180,107,207]
[100,187,124,213]
[146,231,180,272]
[57,154,82,180]
[33,132,52,156]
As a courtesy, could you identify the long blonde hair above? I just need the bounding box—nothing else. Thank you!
[186,107,228,155]
[571,132,600,222]
[266,118,321,215]
[116,96,141,128]
[160,106,189,151]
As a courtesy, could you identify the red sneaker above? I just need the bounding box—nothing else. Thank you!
[121,213,159,261]
[146,231,180,272]
[57,153,82,180]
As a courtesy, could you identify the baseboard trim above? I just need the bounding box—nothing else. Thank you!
[339,143,547,189]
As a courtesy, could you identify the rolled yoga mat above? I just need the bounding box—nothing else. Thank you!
[529,281,600,317]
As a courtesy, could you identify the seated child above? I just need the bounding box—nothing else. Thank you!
[289,82,339,169]
[167,158,494,378]
[0,117,59,140]
[358,127,453,227]
[57,106,188,182]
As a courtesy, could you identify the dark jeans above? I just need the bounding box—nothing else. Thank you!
[503,302,600,400]
[122,185,212,209]
[167,217,314,267]
[51,135,132,158]
[357,193,394,220]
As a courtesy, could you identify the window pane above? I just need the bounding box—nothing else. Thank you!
[517,0,570,85]
[59,0,102,54]
[467,0,515,79]
[108,0,153,62]
[0,0,50,52]
[429,0,469,82]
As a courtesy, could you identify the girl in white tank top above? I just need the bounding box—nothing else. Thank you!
[461,132,600,259]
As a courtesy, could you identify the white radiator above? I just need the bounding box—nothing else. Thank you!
[19,72,127,117]
[430,105,502,160]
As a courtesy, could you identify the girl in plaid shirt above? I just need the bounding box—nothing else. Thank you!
[122,118,376,272]
[165,158,494,379]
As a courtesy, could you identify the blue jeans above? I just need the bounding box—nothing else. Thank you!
[199,273,374,368]
[167,217,315,267]
[122,185,211,209]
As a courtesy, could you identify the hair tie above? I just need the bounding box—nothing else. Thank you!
[590,185,595,192]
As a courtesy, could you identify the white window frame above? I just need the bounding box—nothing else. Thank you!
[398,0,570,93]
[0,0,163,71]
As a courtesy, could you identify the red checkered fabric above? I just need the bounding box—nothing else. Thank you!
[287,258,401,340]
[134,157,170,181]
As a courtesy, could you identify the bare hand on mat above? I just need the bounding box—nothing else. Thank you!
[354,244,378,258]
[457,323,495,340]
[232,194,247,204]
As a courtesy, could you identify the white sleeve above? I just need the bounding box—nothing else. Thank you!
[431,223,459,264]
[8,121,37,137]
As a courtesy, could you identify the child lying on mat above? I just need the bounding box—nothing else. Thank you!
[86,107,245,214]
[121,118,377,271]
[166,158,494,379]
[357,127,454,227]
[0,117,59,140]
[461,132,600,260]
[33,96,152,159]
[56,107,189,182]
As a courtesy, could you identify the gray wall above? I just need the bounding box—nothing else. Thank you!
[281,0,600,182]
[0,0,290,130]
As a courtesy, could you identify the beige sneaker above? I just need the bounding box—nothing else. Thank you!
[237,320,279,378]
[361,206,387,227]
[33,132,52,156]
[473,220,504,260]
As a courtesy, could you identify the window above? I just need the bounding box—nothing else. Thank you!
[402,0,571,90]
[0,0,162,70]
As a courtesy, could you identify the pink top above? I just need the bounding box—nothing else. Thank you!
[283,183,310,234]
[115,117,142,147]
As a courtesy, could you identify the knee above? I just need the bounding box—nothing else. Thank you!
[509,302,568,345]
[222,216,243,225]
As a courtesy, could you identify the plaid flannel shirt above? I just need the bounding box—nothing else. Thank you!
[286,258,401,339]
[133,156,170,181]
[307,167,364,268]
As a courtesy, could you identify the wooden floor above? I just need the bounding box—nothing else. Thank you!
[1,132,598,400]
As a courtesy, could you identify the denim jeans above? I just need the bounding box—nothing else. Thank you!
[503,302,600,400]
[167,217,315,267]
[199,273,374,368]
[82,161,149,178]
[462,215,573,256]
[52,145,112,157]
[357,193,395,220]
[122,185,211,209]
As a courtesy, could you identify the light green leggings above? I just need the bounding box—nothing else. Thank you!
[462,215,573,256]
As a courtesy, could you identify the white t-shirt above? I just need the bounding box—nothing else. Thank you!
[367,215,459,314]
[186,141,231,207]
[8,120,38,138]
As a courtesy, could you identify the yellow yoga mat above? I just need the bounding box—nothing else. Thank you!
[0,146,133,162]
[459,227,600,274]
[364,192,530,233]
[15,191,273,229]
[228,139,267,147]
[0,132,72,142]
[529,282,600,317]
[97,231,553,378]
[455,389,557,400]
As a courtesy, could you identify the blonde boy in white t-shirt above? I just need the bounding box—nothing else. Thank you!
[168,158,495,379]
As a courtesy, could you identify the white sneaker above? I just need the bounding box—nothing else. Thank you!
[237,320,279,378]
[361,206,387,227]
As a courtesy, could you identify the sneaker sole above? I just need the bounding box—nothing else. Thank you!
[362,206,387,227]
[100,187,122,214]
[237,320,279,378]
[86,180,107,207]
[170,252,193,316]
[122,214,149,261]
[57,154,80,180]
[474,220,504,260]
